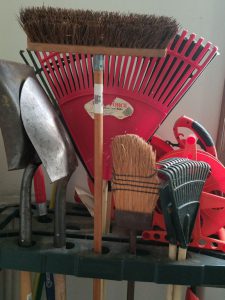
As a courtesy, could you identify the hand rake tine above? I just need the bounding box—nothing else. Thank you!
[158,158,187,169]
[195,161,204,199]
[159,165,177,300]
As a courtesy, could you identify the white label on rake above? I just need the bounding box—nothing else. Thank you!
[94,84,103,114]
[84,98,134,119]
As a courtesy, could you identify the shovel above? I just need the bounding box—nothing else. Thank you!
[0,59,41,300]
[0,60,77,299]
[20,75,77,300]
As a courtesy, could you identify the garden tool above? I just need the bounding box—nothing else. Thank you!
[19,9,218,299]
[159,159,210,300]
[0,59,42,300]
[0,59,35,169]
[23,29,218,181]
[112,134,159,300]
[143,151,225,252]
[20,75,77,300]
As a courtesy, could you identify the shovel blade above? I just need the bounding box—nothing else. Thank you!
[20,77,77,182]
[0,60,35,170]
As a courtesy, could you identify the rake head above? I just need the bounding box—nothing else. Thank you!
[22,30,218,179]
[159,158,210,248]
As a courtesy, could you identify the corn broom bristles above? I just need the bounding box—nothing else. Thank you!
[112,134,159,213]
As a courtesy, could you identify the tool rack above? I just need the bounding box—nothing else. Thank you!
[1,202,225,288]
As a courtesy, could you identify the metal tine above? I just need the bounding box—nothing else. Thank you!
[173,162,186,213]
[186,160,197,200]
[182,160,192,205]
[195,161,202,202]
[190,161,196,205]
[193,161,204,201]
[165,162,187,247]
[198,161,210,196]
[175,162,186,210]
[157,157,188,169]
[176,160,196,246]
[166,161,192,243]
[158,166,179,245]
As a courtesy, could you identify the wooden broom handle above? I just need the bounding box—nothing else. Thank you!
[93,62,103,252]
[20,271,32,300]
[93,54,104,300]
[172,247,187,300]
[55,274,67,300]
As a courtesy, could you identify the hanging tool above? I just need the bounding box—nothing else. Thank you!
[112,134,159,300]
[159,158,210,300]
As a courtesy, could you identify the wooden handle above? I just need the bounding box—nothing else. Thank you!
[93,278,105,300]
[93,55,105,300]
[172,248,187,300]
[27,40,166,57]
[166,244,177,300]
[55,274,67,300]
[20,271,32,300]
[94,61,103,253]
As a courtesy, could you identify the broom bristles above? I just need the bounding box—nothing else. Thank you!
[19,7,179,49]
[112,134,159,213]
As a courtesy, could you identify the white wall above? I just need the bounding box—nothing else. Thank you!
[0,0,225,299]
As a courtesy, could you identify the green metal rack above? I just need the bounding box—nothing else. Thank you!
[1,203,225,288]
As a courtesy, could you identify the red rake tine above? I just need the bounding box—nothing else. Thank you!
[113,56,123,87]
[118,55,129,88]
[142,31,187,98]
[69,53,81,92]
[138,57,158,94]
[133,57,150,93]
[108,55,116,87]
[36,51,61,99]
[62,53,76,93]
[158,36,205,105]
[165,43,217,109]
[123,56,136,90]
[153,34,196,102]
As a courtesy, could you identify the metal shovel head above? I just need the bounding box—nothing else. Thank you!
[20,76,77,182]
[0,59,36,170]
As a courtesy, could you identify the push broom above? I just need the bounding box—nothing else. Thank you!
[19,7,178,300]
[112,134,159,300]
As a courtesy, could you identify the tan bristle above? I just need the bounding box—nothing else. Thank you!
[18,7,179,49]
[111,134,159,213]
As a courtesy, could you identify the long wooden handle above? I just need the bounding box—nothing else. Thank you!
[93,54,104,300]
[166,244,177,300]
[172,247,187,300]
[55,274,67,300]
[94,113,103,252]
[20,271,32,300]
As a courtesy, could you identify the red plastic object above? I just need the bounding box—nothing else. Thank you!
[173,115,217,157]
[159,148,225,237]
[34,165,47,216]
[150,135,173,160]
[35,30,218,180]
[185,288,199,300]
[143,137,225,252]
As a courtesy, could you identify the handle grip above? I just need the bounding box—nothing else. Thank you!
[34,165,47,216]
[173,115,217,157]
